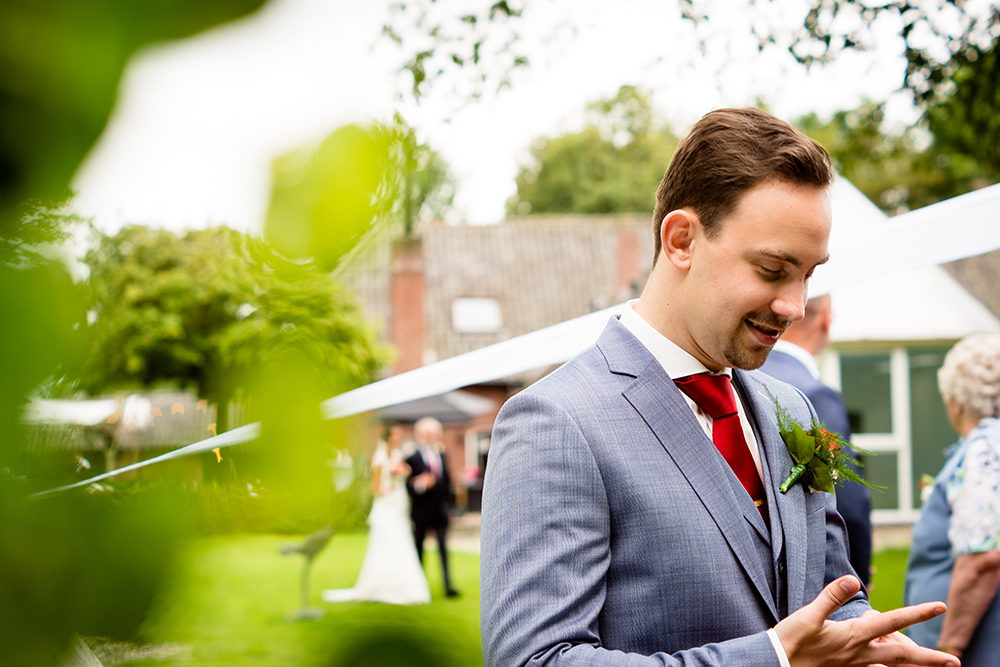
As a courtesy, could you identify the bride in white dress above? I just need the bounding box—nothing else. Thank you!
[323,426,431,604]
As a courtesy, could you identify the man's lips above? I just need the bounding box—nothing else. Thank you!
[745,319,784,343]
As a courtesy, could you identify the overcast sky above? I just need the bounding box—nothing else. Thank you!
[71,0,916,234]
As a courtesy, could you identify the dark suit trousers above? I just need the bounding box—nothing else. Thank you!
[414,519,452,591]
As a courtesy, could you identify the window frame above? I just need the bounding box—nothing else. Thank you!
[822,346,918,524]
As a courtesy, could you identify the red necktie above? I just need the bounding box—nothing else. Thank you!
[674,374,768,523]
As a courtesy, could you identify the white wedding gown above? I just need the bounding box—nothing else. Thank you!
[323,444,431,605]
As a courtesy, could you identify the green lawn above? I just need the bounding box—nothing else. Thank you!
[114,532,481,667]
[868,548,910,613]
[107,535,911,666]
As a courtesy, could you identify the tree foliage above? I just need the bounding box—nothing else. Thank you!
[70,225,390,430]
[393,120,456,233]
[264,124,400,271]
[385,1,997,115]
[508,86,679,216]
[924,33,1000,177]
[677,1,1000,184]
[383,0,529,100]
[798,101,995,215]
[0,200,80,270]
[679,0,999,106]
[386,2,999,190]
[264,120,455,269]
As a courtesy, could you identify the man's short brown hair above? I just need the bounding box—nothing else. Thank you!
[651,108,833,262]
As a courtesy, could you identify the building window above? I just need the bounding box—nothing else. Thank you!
[841,353,892,434]
[452,297,503,333]
[826,345,957,524]
[908,348,957,509]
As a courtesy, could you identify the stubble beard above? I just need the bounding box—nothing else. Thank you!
[723,310,787,370]
[724,336,771,370]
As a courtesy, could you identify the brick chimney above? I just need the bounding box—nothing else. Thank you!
[616,225,644,303]
[390,238,425,374]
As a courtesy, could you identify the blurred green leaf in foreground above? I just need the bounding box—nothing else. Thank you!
[1,1,465,662]
[0,1,275,664]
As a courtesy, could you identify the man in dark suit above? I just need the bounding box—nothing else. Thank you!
[406,416,459,597]
[760,294,873,588]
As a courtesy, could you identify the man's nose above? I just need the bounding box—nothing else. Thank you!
[772,283,807,323]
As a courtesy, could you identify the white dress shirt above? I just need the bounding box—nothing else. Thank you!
[773,339,821,380]
[619,301,766,485]
[413,443,442,494]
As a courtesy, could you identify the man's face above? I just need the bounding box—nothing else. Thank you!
[388,426,405,449]
[416,420,442,444]
[679,179,832,371]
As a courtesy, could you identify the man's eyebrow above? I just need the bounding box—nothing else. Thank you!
[756,250,830,268]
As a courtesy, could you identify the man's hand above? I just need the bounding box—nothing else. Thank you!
[860,608,949,667]
[774,575,959,667]
[414,471,437,492]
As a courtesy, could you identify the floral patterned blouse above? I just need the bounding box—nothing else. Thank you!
[946,420,1000,557]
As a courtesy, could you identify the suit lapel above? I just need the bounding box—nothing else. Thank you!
[737,371,809,612]
[620,357,779,623]
[733,372,784,557]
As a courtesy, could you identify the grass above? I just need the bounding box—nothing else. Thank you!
[868,548,910,612]
[110,532,481,667]
[102,535,912,666]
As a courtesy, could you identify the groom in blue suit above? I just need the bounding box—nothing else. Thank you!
[481,109,956,667]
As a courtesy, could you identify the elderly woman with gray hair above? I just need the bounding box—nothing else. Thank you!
[905,333,1000,666]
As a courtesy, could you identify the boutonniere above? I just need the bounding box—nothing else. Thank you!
[767,390,884,495]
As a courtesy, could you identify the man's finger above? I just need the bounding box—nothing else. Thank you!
[867,643,959,667]
[856,603,947,642]
[865,626,959,667]
[801,575,861,625]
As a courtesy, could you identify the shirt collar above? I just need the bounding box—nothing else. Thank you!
[772,339,821,380]
[619,300,729,380]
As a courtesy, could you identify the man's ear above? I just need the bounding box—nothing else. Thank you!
[819,298,833,335]
[659,209,699,271]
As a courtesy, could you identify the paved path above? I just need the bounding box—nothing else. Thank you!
[446,511,481,554]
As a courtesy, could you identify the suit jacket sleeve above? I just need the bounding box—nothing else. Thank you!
[481,390,781,667]
[405,451,424,497]
[440,451,455,508]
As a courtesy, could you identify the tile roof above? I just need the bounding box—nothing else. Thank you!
[338,215,654,373]
[335,224,395,339]
[943,249,1000,319]
[424,216,651,360]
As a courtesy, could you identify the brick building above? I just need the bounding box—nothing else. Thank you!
[336,214,655,508]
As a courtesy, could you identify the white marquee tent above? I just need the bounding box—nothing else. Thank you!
[825,178,1000,343]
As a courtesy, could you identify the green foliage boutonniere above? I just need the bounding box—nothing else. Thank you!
[768,390,885,495]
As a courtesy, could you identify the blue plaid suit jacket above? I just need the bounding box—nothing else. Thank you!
[481,317,868,666]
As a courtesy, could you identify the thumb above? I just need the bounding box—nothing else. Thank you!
[803,575,861,625]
